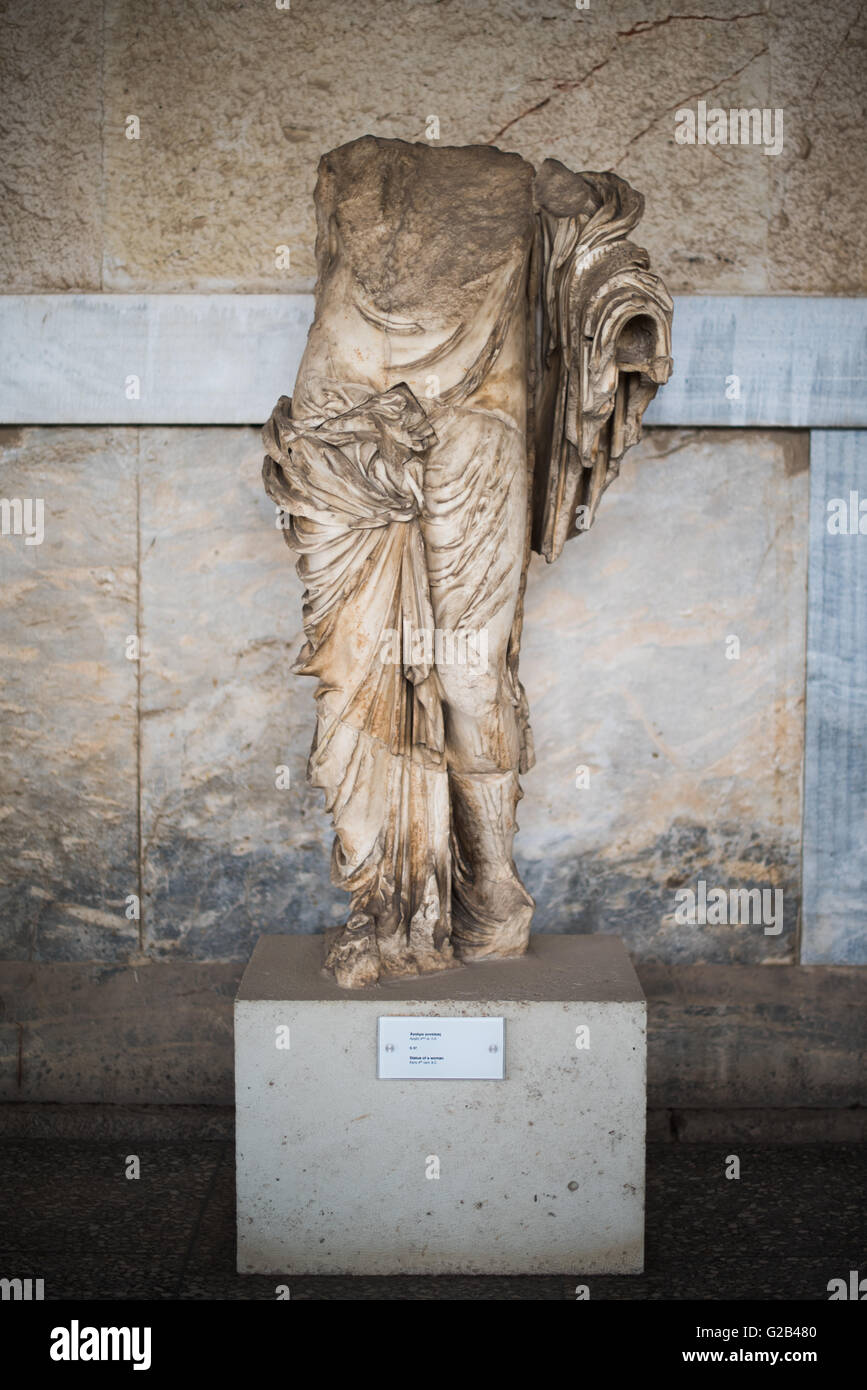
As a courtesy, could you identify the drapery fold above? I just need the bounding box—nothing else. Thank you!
[263,382,456,982]
[263,383,445,760]
[262,146,673,986]
[532,163,674,561]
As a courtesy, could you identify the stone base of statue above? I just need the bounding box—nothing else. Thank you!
[235,933,646,1275]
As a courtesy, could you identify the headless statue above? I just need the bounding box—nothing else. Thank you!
[263,136,672,987]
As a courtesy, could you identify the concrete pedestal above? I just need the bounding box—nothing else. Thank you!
[235,933,646,1275]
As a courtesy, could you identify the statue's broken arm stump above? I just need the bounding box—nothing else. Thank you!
[235,933,646,1275]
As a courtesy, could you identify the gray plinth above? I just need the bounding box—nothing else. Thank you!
[235,933,646,1275]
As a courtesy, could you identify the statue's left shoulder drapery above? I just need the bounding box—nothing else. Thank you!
[530,158,673,562]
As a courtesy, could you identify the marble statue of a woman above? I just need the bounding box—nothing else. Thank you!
[263,136,672,987]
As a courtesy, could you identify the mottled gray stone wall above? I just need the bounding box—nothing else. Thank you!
[137,427,344,961]
[802,432,867,963]
[519,429,808,963]
[1,0,865,297]
[0,425,807,965]
[1,0,863,1111]
[0,428,139,961]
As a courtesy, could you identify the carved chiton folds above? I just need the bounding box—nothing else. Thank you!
[263,137,672,987]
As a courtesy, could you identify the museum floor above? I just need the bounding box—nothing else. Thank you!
[3,1139,864,1300]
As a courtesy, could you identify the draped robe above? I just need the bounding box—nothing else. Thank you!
[263,138,672,987]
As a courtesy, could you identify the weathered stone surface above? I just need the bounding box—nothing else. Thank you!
[639,962,867,1109]
[517,429,808,962]
[0,428,139,961]
[89,0,863,296]
[0,962,242,1103]
[0,0,104,291]
[2,960,862,1109]
[0,2,863,295]
[0,294,314,426]
[4,1102,864,1144]
[649,1108,867,1144]
[0,1102,236,1142]
[3,295,864,430]
[138,427,344,960]
[0,426,808,967]
[235,934,646,1275]
[134,425,805,968]
[259,136,672,986]
[501,4,774,295]
[802,431,867,963]
[767,0,867,294]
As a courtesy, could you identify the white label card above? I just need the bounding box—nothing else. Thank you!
[377,1016,505,1080]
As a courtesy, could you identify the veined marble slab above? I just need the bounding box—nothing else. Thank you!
[1,295,864,427]
[802,430,867,963]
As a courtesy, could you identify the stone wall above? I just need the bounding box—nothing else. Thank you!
[2,0,865,298]
[1,0,865,1112]
[0,425,809,965]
